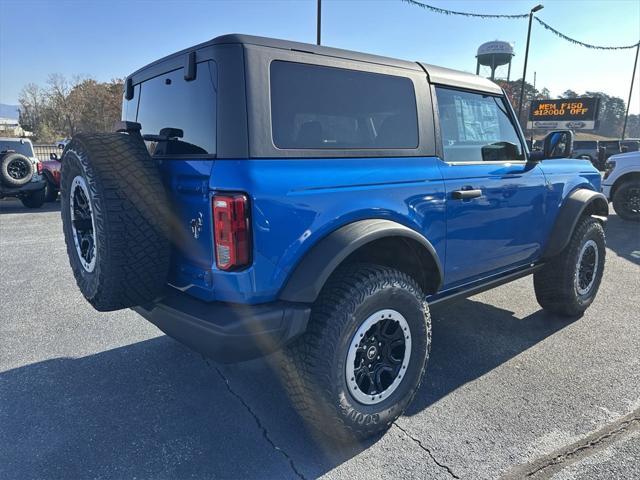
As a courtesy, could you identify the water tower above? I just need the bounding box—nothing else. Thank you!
[476,41,515,81]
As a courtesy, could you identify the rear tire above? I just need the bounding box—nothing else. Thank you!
[60,133,171,311]
[612,180,640,222]
[21,188,45,209]
[534,216,605,317]
[278,263,431,441]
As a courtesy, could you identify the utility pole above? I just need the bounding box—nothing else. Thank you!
[317,0,322,46]
[622,42,639,140]
[517,4,544,126]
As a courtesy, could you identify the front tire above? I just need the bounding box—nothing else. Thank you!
[279,263,431,441]
[612,180,640,222]
[534,216,605,317]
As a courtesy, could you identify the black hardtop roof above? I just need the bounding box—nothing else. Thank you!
[129,33,502,94]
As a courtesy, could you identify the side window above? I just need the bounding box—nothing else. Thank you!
[270,61,418,150]
[136,61,217,156]
[435,87,525,162]
[122,84,140,122]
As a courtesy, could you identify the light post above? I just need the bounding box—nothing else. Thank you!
[517,4,544,125]
[317,0,322,46]
[622,43,639,140]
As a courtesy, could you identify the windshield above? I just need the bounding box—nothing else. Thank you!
[0,140,33,157]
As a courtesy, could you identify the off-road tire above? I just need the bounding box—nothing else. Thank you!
[612,180,640,222]
[278,263,431,441]
[534,216,605,317]
[21,188,45,209]
[1,153,34,187]
[44,177,59,202]
[60,133,171,311]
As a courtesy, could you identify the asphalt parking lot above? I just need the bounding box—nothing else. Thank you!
[1,198,639,479]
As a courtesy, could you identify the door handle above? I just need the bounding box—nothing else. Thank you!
[452,189,482,200]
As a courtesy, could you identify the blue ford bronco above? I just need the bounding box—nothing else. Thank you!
[60,35,608,440]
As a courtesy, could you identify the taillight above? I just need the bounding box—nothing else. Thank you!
[212,193,251,271]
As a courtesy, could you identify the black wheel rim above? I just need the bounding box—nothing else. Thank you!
[70,176,96,272]
[622,187,640,214]
[7,159,29,179]
[576,239,598,295]
[346,309,411,405]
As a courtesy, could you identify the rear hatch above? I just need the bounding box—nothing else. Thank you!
[157,159,216,297]
[123,60,220,299]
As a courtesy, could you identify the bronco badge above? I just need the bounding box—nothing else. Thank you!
[190,212,203,239]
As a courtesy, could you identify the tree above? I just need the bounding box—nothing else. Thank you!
[583,91,626,138]
[18,83,48,138]
[623,114,640,139]
[561,89,579,99]
[17,75,123,142]
[495,79,538,127]
[46,74,84,137]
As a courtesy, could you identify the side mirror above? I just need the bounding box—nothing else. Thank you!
[50,152,59,161]
[543,130,574,159]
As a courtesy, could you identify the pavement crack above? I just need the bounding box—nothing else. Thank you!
[202,357,307,480]
[393,422,460,479]
[502,409,640,479]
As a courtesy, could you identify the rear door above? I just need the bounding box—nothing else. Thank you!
[434,86,547,288]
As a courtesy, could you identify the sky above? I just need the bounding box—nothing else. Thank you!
[1,0,639,113]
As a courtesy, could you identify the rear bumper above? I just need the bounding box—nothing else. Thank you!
[0,180,46,197]
[133,288,311,363]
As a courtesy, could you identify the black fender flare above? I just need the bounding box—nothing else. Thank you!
[278,219,443,303]
[542,189,608,259]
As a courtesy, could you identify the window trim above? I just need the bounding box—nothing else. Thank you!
[244,44,436,159]
[431,84,528,165]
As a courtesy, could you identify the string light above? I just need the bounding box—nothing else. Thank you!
[400,0,640,50]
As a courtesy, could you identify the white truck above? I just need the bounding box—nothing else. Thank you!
[0,137,46,208]
[602,150,640,221]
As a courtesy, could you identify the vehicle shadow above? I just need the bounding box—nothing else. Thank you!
[0,299,576,479]
[405,300,577,415]
[0,198,60,214]
[604,212,640,266]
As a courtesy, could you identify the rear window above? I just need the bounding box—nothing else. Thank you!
[135,61,217,156]
[0,140,33,157]
[270,61,418,150]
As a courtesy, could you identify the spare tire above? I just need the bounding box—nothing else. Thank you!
[1,153,34,186]
[60,133,171,311]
